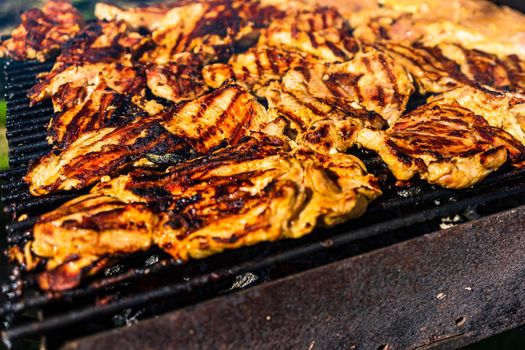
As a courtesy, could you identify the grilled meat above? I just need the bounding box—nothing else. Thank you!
[263,48,414,127]
[94,2,181,30]
[28,21,148,107]
[357,101,525,188]
[146,58,209,103]
[30,136,381,291]
[373,42,468,94]
[203,46,307,92]
[258,7,359,63]
[48,81,151,148]
[438,44,525,94]
[429,85,525,147]
[25,84,270,196]
[0,0,83,62]
[142,1,254,65]
[352,1,525,59]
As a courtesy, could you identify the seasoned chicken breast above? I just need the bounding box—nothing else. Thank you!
[30,136,381,291]
[25,84,270,196]
[0,0,83,61]
[357,101,525,188]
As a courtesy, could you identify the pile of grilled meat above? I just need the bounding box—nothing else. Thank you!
[1,0,525,291]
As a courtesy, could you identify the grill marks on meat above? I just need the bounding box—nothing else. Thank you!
[25,84,270,196]
[142,1,250,65]
[429,85,525,148]
[28,21,148,106]
[357,101,525,188]
[26,21,151,147]
[263,48,413,134]
[373,42,468,94]
[0,0,83,62]
[258,7,359,63]
[203,46,307,92]
[31,137,381,290]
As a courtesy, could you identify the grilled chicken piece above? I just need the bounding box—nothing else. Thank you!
[95,2,181,30]
[429,85,525,147]
[143,1,254,65]
[352,0,525,59]
[373,42,468,94]
[30,136,381,291]
[258,7,359,63]
[357,101,525,189]
[48,81,151,148]
[0,0,83,62]
[25,84,271,196]
[146,56,209,103]
[202,46,307,91]
[263,48,413,128]
[438,44,525,94]
[28,21,148,107]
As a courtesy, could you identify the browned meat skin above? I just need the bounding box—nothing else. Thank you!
[428,85,525,148]
[357,101,525,189]
[146,59,209,103]
[94,2,184,30]
[374,41,525,95]
[258,6,359,63]
[25,84,271,196]
[373,42,468,94]
[47,82,150,148]
[30,136,381,291]
[202,46,307,92]
[262,47,414,130]
[438,44,525,94]
[28,21,149,107]
[0,0,84,62]
[142,1,256,65]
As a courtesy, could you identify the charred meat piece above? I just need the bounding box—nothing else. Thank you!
[47,81,150,148]
[28,21,148,107]
[0,0,83,62]
[357,101,525,189]
[258,7,359,63]
[438,44,525,94]
[263,48,413,128]
[373,42,468,94]
[147,58,209,103]
[202,46,307,91]
[143,1,255,65]
[29,136,381,291]
[25,84,271,196]
[95,2,182,30]
[429,85,525,146]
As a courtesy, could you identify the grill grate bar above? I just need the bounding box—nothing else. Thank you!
[9,141,51,156]
[3,181,525,343]
[8,131,49,146]
[7,125,47,139]
[0,180,27,192]
[0,167,27,180]
[8,149,51,168]
[6,105,53,118]
[6,217,39,235]
[4,192,78,216]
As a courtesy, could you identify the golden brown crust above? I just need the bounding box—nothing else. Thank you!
[31,137,380,291]
[0,0,84,62]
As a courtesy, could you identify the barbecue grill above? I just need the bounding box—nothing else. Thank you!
[2,2,525,349]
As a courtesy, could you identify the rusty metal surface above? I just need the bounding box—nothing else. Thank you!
[62,205,525,350]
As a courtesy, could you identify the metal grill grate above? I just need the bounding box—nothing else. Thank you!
[1,57,525,348]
